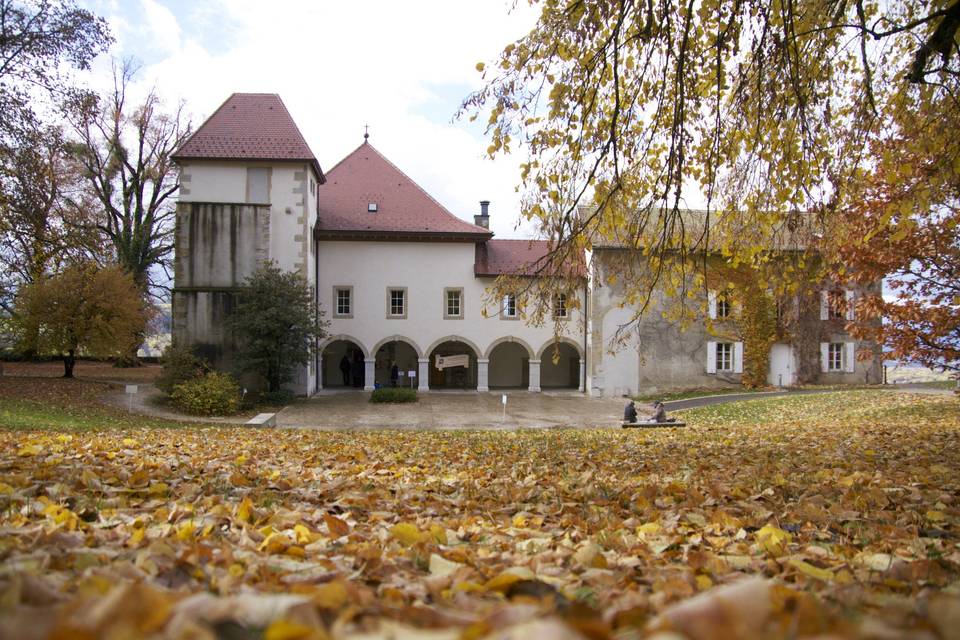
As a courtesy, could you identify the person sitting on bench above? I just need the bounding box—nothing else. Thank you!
[624,400,638,424]
[651,400,676,423]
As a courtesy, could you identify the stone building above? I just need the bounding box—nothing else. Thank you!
[171,93,880,397]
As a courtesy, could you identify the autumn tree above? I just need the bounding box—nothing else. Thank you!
[65,61,191,363]
[226,262,326,394]
[828,100,959,373]
[463,0,960,352]
[66,61,190,294]
[0,0,111,310]
[0,0,111,141]
[0,126,105,315]
[14,262,149,377]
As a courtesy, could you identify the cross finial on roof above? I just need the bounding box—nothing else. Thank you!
[363,124,369,143]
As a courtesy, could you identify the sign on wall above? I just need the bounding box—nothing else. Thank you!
[435,355,469,370]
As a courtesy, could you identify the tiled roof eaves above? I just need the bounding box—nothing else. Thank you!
[314,229,493,242]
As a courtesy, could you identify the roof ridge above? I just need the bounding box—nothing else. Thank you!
[271,94,318,164]
[328,142,491,235]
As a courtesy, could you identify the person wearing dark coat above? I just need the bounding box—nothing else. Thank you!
[339,355,351,386]
[652,400,676,423]
[623,400,638,423]
[390,363,399,387]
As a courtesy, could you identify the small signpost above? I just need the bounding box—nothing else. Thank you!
[501,394,507,422]
[125,385,138,412]
[408,370,417,389]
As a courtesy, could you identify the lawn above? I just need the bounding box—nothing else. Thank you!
[0,390,957,639]
[0,376,191,430]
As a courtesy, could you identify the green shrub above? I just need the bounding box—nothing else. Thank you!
[370,387,417,403]
[156,344,210,395]
[171,372,241,416]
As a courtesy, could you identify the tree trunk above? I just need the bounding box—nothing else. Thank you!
[63,350,76,378]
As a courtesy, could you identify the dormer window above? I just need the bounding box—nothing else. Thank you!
[368,202,378,212]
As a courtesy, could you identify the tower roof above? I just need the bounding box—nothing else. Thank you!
[314,142,492,241]
[173,93,323,179]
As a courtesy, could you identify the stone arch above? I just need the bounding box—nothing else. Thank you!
[537,337,585,361]
[538,337,583,390]
[483,335,535,359]
[426,336,481,390]
[320,334,370,358]
[372,337,422,388]
[425,335,483,359]
[371,335,424,358]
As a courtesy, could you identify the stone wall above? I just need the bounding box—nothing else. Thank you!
[172,202,270,371]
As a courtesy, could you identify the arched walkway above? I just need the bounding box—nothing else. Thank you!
[320,338,367,389]
[374,339,420,388]
[428,339,479,390]
[539,339,583,390]
[488,341,530,389]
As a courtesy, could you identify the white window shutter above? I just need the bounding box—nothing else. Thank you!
[845,290,856,320]
[845,342,856,373]
[708,291,717,319]
[706,341,717,374]
[820,291,829,320]
[820,342,830,373]
[733,342,744,373]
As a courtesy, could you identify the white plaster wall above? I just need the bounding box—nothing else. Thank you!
[317,240,585,381]
[179,163,246,203]
[592,305,641,396]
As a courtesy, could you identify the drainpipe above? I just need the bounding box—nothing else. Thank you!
[314,237,320,393]
[582,277,588,394]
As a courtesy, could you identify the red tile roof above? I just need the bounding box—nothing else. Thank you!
[173,93,322,178]
[475,239,586,278]
[314,142,492,240]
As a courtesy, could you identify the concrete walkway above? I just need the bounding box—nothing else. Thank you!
[277,390,626,430]
[100,382,953,430]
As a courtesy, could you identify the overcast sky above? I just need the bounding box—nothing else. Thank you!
[80,0,540,238]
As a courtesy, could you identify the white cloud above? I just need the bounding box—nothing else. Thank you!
[139,0,181,56]
[93,0,540,238]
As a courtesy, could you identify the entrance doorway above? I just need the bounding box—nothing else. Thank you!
[428,340,477,390]
[321,340,365,388]
[540,342,580,389]
[374,340,419,388]
[768,343,795,387]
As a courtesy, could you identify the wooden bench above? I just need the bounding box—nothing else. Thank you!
[621,420,686,429]
[245,413,276,427]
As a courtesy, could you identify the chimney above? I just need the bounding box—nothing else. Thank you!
[475,200,490,229]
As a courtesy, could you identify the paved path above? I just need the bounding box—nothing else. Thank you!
[278,390,626,430]
[98,382,953,430]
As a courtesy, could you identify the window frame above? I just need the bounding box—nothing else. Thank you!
[828,342,844,371]
[553,292,569,319]
[333,286,353,319]
[716,292,732,319]
[444,287,464,319]
[827,290,845,320]
[716,342,734,372]
[386,287,407,319]
[501,293,518,320]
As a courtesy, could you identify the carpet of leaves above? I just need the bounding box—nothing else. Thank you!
[0,391,958,639]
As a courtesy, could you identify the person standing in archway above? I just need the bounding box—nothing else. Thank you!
[339,354,350,386]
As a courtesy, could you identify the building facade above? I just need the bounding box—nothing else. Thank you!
[171,93,880,397]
